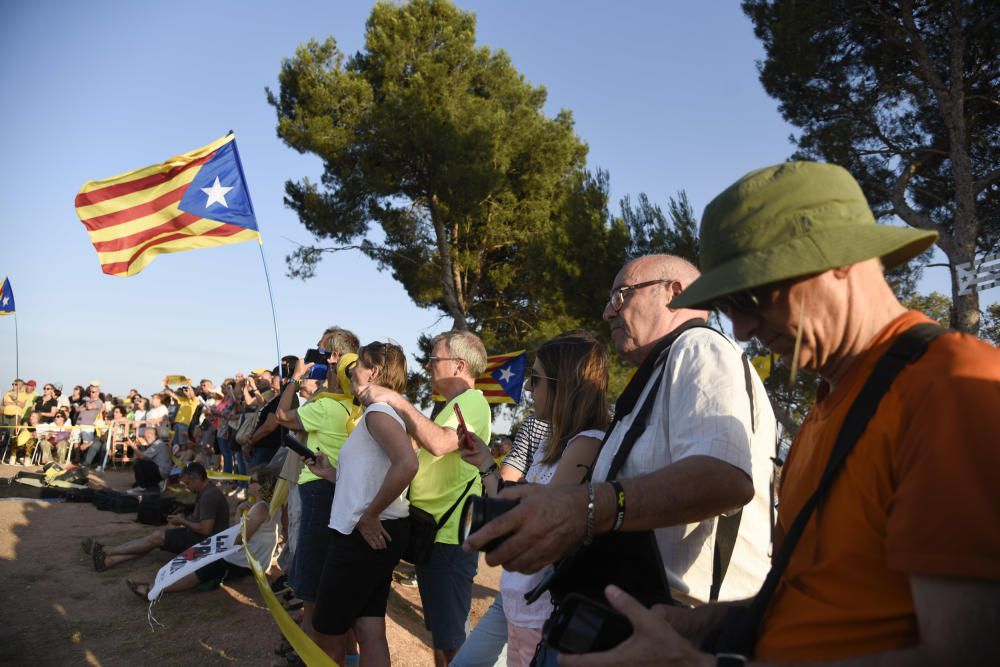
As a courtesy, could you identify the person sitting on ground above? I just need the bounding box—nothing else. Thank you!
[130,428,173,493]
[87,462,230,571]
[125,467,281,599]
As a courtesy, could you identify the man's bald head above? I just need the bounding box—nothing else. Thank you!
[604,254,709,366]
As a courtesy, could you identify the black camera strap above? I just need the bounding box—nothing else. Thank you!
[603,319,756,601]
[714,323,948,665]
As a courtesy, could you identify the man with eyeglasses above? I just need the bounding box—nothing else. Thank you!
[556,162,1000,666]
[359,330,492,667]
[466,253,776,611]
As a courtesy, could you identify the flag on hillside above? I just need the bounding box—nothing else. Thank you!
[74,134,260,277]
[476,350,527,404]
[0,278,14,316]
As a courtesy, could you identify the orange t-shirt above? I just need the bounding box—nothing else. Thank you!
[756,311,1000,661]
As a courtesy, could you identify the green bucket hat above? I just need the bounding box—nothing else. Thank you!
[671,161,938,310]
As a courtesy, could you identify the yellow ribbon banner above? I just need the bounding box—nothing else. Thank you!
[240,516,338,667]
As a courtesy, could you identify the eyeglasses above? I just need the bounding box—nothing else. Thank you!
[608,279,673,312]
[526,372,557,391]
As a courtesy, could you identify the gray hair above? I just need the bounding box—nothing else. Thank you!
[432,331,487,378]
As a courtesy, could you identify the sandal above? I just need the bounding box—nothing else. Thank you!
[92,546,108,572]
[126,579,150,600]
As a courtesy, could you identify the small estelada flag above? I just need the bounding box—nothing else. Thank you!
[0,277,14,316]
[74,134,259,277]
[432,350,527,405]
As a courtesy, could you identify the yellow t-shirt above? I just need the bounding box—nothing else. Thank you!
[173,396,199,426]
[296,393,355,485]
[409,389,492,545]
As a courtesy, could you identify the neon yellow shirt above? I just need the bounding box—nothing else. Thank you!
[409,389,492,545]
[173,396,199,426]
[296,394,355,485]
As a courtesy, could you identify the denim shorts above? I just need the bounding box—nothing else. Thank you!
[288,479,334,602]
[416,542,480,650]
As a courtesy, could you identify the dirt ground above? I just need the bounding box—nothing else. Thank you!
[0,463,500,666]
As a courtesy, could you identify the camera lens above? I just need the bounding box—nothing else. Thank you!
[459,495,519,551]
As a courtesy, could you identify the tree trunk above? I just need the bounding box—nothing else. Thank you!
[428,194,468,330]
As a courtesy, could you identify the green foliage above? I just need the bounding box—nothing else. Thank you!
[620,190,700,264]
[268,0,624,346]
[980,303,1000,346]
[743,0,1000,333]
[901,290,953,327]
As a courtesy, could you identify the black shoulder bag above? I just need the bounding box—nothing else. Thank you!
[402,477,476,565]
[710,323,948,665]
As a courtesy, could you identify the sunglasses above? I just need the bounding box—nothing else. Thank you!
[526,372,557,390]
[714,290,763,317]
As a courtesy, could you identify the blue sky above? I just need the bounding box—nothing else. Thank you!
[0,1,965,397]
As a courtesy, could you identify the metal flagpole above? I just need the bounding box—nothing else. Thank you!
[13,312,18,379]
[229,133,283,378]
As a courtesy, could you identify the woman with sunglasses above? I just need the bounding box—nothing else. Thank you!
[459,330,611,667]
[125,467,280,599]
[306,341,418,667]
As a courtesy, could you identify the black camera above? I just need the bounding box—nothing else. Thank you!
[304,348,328,365]
[543,593,633,654]
[459,495,518,552]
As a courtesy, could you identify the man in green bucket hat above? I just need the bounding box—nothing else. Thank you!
[556,162,1000,666]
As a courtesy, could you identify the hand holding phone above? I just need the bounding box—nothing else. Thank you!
[453,404,476,451]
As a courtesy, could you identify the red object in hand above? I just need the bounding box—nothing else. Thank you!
[453,404,476,451]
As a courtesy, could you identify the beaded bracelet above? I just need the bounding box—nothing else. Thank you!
[583,482,596,545]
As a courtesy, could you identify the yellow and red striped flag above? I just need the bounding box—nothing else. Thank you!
[74,134,260,277]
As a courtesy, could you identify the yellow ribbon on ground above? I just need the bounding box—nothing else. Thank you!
[240,515,338,667]
[168,452,250,481]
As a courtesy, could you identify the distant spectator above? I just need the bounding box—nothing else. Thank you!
[34,383,60,423]
[78,384,105,468]
[130,429,173,493]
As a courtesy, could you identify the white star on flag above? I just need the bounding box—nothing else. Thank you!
[201,177,234,208]
[498,367,514,383]
[1,297,8,307]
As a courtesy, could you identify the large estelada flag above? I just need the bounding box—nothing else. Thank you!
[74,134,259,277]
[476,350,527,404]
[0,278,14,316]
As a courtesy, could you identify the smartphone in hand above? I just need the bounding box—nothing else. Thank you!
[453,404,477,451]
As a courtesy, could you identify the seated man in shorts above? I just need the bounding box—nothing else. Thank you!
[86,463,230,571]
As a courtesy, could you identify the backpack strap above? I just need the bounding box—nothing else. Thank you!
[714,323,949,664]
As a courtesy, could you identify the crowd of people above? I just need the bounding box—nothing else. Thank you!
[9,160,999,665]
